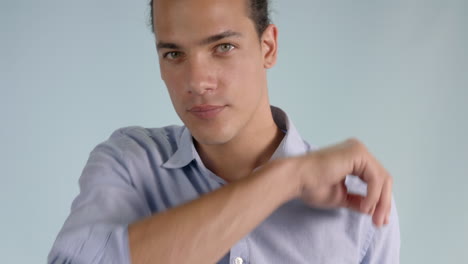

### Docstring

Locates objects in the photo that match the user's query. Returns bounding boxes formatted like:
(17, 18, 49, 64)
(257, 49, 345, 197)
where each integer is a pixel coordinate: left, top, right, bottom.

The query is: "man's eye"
(164, 51, 182, 60)
(215, 43, 235, 53)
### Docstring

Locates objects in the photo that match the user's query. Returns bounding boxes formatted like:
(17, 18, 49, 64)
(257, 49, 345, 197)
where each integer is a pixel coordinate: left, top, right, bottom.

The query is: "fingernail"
(373, 217, 382, 228)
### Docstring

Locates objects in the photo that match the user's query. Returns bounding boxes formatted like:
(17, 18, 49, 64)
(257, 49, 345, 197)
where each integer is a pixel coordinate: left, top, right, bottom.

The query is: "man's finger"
(361, 170, 383, 215)
(373, 176, 393, 226)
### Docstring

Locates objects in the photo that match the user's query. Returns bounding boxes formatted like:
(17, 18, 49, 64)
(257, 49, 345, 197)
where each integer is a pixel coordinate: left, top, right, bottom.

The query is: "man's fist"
(294, 138, 393, 227)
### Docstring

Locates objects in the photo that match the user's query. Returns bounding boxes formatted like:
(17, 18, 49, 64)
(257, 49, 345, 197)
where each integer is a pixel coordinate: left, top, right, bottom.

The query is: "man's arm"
(129, 138, 393, 264)
(129, 159, 299, 264)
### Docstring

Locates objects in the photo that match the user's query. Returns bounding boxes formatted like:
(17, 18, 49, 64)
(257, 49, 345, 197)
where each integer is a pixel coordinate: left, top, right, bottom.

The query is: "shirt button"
(234, 257, 244, 264)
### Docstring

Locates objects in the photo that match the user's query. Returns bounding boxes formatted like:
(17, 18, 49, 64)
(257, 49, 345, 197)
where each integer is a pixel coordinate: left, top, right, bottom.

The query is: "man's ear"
(261, 24, 278, 69)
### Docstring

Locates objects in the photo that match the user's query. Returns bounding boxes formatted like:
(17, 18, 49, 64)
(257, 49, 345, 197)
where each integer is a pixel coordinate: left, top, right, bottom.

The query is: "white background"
(1, 0, 467, 262)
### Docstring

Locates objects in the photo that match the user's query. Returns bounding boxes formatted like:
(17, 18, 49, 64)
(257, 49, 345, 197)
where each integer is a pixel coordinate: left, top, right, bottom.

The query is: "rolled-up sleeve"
(48, 128, 151, 264)
(360, 197, 401, 264)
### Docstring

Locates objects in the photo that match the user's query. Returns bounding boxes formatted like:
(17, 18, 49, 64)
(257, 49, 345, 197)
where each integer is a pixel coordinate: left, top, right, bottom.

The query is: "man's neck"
(195, 109, 284, 183)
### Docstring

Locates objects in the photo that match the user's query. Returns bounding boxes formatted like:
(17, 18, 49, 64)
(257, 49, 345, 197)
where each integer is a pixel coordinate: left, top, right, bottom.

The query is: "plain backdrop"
(1, 0, 467, 263)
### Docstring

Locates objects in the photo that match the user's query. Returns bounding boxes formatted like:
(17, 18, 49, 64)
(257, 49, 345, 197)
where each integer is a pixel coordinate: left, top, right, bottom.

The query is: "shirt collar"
(269, 106, 311, 160)
(161, 105, 311, 169)
(161, 126, 197, 169)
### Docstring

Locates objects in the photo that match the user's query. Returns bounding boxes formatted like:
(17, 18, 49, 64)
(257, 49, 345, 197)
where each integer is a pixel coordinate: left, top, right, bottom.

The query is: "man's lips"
(187, 105, 225, 119)
(188, 105, 224, 112)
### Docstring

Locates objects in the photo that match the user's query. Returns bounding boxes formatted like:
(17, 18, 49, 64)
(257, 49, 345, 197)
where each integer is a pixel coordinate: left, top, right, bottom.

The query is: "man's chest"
(230, 200, 366, 264)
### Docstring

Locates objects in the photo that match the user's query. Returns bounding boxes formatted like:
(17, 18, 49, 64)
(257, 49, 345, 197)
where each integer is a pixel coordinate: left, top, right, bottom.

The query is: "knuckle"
(387, 175, 393, 185)
(347, 138, 367, 154)
(346, 137, 361, 147)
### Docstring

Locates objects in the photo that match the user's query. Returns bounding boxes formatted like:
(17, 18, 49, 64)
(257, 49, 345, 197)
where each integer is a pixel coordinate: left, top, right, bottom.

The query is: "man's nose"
(185, 56, 217, 95)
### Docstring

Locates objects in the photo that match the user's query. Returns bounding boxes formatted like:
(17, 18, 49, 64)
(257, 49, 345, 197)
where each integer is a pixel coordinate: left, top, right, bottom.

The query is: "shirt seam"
(115, 128, 153, 217)
(359, 225, 376, 262)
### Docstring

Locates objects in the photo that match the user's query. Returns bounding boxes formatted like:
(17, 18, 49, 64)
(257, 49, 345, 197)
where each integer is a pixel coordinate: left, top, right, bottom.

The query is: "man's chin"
(192, 134, 232, 146)
(183, 116, 238, 146)
(190, 128, 235, 146)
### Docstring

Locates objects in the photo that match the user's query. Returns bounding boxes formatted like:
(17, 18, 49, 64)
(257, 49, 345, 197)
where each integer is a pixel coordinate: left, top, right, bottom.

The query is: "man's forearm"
(128, 159, 299, 264)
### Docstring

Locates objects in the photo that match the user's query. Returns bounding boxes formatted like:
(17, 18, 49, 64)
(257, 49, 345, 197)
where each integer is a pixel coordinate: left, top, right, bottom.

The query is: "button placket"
(230, 236, 249, 264)
(234, 256, 243, 264)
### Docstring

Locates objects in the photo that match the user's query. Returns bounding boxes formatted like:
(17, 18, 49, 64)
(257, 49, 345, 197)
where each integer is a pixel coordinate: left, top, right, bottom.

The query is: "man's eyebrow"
(198, 30, 243, 45)
(156, 42, 181, 51)
(156, 30, 243, 51)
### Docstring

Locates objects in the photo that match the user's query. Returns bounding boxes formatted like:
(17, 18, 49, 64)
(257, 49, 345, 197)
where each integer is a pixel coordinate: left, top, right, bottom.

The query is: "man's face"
(153, 0, 277, 145)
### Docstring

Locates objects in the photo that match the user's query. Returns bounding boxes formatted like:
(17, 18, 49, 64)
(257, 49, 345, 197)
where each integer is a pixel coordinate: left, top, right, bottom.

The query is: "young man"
(49, 0, 400, 263)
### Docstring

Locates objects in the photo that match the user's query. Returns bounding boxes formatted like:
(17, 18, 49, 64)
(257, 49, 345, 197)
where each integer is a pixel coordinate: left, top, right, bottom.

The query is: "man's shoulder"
(95, 125, 186, 160)
(109, 125, 184, 142)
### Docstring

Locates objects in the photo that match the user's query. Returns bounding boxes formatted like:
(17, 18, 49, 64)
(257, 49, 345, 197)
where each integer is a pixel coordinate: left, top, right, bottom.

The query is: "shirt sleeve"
(360, 196, 401, 264)
(48, 128, 151, 264)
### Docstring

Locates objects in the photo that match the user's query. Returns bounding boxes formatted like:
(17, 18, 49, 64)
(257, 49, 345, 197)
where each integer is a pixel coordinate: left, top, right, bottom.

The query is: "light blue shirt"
(49, 106, 400, 264)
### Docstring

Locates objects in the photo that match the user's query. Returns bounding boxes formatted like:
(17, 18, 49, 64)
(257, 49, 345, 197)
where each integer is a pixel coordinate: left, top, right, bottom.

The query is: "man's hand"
(294, 138, 393, 227)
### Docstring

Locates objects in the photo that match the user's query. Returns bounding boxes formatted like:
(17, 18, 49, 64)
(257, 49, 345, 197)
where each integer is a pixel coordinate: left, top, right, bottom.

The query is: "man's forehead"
(152, 0, 253, 44)
(153, 0, 248, 17)
(153, 0, 247, 9)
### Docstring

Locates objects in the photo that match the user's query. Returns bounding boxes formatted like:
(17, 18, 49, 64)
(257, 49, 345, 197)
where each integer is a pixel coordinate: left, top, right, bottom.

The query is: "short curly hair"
(149, 0, 271, 38)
